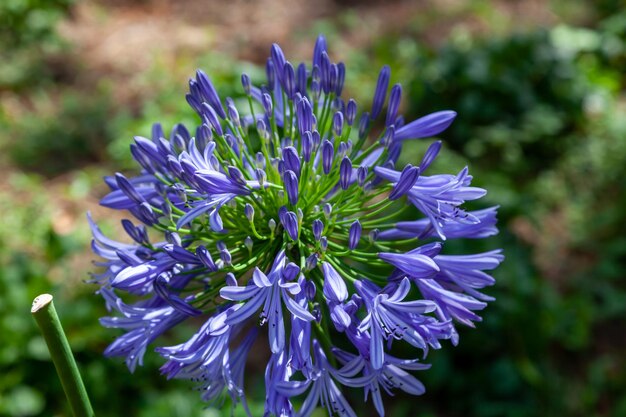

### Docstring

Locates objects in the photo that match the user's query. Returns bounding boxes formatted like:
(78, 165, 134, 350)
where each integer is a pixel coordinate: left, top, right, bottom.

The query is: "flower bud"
(312, 219, 324, 241)
(333, 111, 344, 137)
(358, 112, 370, 140)
(283, 62, 296, 99)
(380, 125, 395, 146)
(320, 52, 330, 94)
(357, 166, 368, 186)
(227, 98, 241, 127)
(196, 245, 217, 271)
(225, 272, 237, 286)
(256, 152, 265, 168)
(244, 236, 253, 253)
(257, 119, 269, 141)
(220, 249, 232, 265)
(255, 168, 266, 186)
(419, 140, 442, 172)
(245, 204, 255, 221)
(336, 62, 346, 96)
(282, 146, 301, 176)
(311, 80, 321, 101)
(339, 157, 352, 190)
(196, 124, 212, 148)
(296, 62, 307, 95)
(171, 134, 186, 153)
(348, 220, 362, 250)
(283, 262, 300, 281)
(241, 73, 251, 95)
(389, 164, 419, 201)
(305, 254, 318, 271)
(283, 170, 299, 205)
(279, 209, 299, 241)
(329, 63, 338, 94)
(312, 130, 321, 148)
(266, 58, 275, 90)
(322, 140, 334, 175)
(322, 203, 332, 218)
(271, 44, 286, 83)
(302, 131, 313, 162)
(346, 99, 357, 126)
(139, 202, 158, 225)
(115, 173, 145, 204)
(165, 231, 182, 246)
(371, 65, 390, 119)
(262, 93, 273, 118)
(386, 84, 402, 127)
(228, 166, 246, 186)
(369, 229, 379, 243)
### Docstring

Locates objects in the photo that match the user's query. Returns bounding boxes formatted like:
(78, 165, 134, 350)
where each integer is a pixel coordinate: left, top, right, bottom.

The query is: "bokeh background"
(1, 0, 625, 416)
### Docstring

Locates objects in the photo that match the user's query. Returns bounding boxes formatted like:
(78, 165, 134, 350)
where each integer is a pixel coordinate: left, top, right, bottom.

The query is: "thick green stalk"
(31, 294, 94, 417)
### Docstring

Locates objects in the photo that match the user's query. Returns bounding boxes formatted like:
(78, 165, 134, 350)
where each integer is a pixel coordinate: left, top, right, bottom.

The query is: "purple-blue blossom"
(89, 35, 502, 416)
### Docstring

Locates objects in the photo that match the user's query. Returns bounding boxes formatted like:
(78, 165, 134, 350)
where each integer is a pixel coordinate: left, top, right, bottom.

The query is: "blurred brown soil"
(57, 0, 557, 104)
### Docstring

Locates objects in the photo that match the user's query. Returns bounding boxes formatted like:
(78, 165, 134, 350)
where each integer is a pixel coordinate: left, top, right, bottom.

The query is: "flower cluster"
(89, 36, 503, 416)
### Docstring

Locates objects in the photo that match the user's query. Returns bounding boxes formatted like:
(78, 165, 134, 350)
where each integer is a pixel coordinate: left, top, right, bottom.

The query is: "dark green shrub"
(0, 0, 74, 89)
(408, 30, 588, 182)
(5, 90, 117, 177)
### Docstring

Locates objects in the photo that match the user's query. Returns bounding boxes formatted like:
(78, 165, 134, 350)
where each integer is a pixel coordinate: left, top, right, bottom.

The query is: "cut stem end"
(31, 293, 53, 313)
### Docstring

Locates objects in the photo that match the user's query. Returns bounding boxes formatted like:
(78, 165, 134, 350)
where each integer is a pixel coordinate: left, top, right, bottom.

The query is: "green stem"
(31, 294, 94, 417)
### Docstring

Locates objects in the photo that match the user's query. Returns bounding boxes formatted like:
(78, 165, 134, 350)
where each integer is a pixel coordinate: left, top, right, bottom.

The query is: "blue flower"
(157, 309, 257, 413)
(220, 250, 314, 353)
(89, 34, 502, 415)
(374, 165, 487, 240)
(264, 351, 296, 417)
(99, 287, 187, 372)
(288, 285, 314, 376)
(275, 340, 371, 417)
(333, 347, 430, 417)
(378, 206, 500, 240)
(355, 278, 438, 368)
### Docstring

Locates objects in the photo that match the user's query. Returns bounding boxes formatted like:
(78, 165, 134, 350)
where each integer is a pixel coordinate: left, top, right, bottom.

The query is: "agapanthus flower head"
(89, 35, 503, 416)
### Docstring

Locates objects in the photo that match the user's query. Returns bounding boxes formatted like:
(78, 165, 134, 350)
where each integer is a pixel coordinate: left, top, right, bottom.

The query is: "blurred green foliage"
(4, 90, 118, 177)
(0, 1, 625, 417)
(409, 30, 587, 184)
(395, 13, 626, 417)
(0, 0, 71, 48)
(0, 0, 73, 88)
